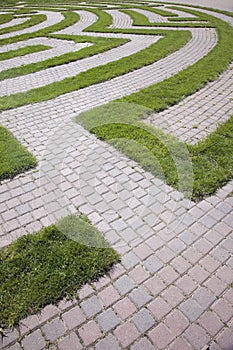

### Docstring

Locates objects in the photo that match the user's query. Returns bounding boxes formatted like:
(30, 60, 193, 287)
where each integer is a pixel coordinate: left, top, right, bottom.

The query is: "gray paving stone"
(143, 255, 164, 273)
(129, 286, 152, 308)
(179, 299, 204, 322)
(96, 308, 120, 332)
(22, 329, 46, 350)
(131, 308, 155, 333)
(80, 295, 103, 318)
(114, 275, 135, 295)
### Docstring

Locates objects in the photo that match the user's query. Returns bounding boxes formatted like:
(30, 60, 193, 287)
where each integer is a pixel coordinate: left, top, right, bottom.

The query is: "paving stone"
(58, 332, 82, 350)
(143, 255, 163, 273)
(168, 337, 192, 350)
(78, 320, 102, 346)
(114, 321, 139, 348)
(129, 286, 152, 308)
(96, 308, 120, 332)
(130, 337, 155, 350)
(132, 308, 155, 333)
(80, 295, 103, 318)
(179, 299, 204, 322)
(193, 287, 216, 308)
(98, 285, 120, 307)
(22, 329, 46, 350)
(148, 296, 171, 320)
(211, 298, 233, 322)
(114, 275, 135, 295)
(184, 324, 210, 350)
(62, 306, 85, 330)
(95, 334, 120, 350)
(113, 297, 137, 320)
(216, 328, 233, 350)
(148, 323, 174, 349)
(199, 311, 223, 336)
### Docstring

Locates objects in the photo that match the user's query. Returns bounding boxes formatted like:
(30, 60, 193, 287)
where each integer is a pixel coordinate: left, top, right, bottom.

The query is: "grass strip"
(0, 44, 50, 61)
(0, 14, 47, 35)
(0, 126, 37, 181)
(0, 14, 14, 25)
(0, 214, 120, 329)
(77, 103, 233, 201)
(0, 35, 127, 81)
(0, 30, 190, 111)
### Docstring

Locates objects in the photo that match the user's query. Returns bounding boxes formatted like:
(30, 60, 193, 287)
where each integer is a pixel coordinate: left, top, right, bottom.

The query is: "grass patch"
(0, 126, 37, 181)
(0, 14, 14, 25)
(0, 14, 47, 35)
(0, 214, 120, 329)
(77, 103, 233, 201)
(0, 44, 50, 61)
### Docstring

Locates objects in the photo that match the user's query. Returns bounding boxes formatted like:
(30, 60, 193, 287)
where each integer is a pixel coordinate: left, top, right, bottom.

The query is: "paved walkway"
(0, 2, 232, 350)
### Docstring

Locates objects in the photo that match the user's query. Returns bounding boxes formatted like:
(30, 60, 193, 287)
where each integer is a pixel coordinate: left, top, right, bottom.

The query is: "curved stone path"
(0, 2, 232, 350)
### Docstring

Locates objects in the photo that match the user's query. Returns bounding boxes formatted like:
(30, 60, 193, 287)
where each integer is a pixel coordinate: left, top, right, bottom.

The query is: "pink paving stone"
(58, 332, 82, 350)
(224, 288, 233, 304)
(204, 275, 227, 296)
(171, 256, 191, 274)
(108, 264, 125, 280)
(144, 275, 166, 296)
(22, 329, 46, 350)
(216, 265, 233, 284)
(162, 285, 185, 307)
(214, 222, 232, 235)
(211, 298, 233, 322)
(200, 255, 220, 273)
(129, 265, 150, 284)
(148, 297, 171, 320)
(164, 310, 189, 336)
(158, 266, 179, 285)
(216, 328, 233, 350)
(182, 247, 202, 264)
(175, 275, 197, 296)
(184, 324, 210, 350)
(148, 323, 174, 349)
(62, 305, 86, 330)
(58, 298, 77, 312)
(19, 315, 40, 336)
(114, 321, 139, 348)
(188, 265, 209, 284)
(38, 304, 59, 324)
(194, 238, 212, 254)
(133, 243, 153, 260)
(98, 285, 120, 307)
(92, 275, 111, 290)
(113, 297, 137, 320)
(199, 311, 223, 336)
(78, 320, 102, 346)
(156, 246, 175, 263)
(77, 284, 94, 300)
(168, 337, 192, 350)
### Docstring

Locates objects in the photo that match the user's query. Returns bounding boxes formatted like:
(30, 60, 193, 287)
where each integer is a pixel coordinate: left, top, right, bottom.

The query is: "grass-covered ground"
(0, 214, 120, 329)
(0, 126, 37, 181)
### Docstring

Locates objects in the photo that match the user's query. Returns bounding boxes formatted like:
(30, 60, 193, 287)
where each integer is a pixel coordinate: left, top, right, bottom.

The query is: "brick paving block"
(205, 230, 222, 245)
(113, 297, 137, 320)
(95, 334, 120, 350)
(224, 288, 233, 304)
(132, 308, 155, 333)
(108, 264, 125, 281)
(162, 285, 185, 307)
(204, 275, 227, 296)
(194, 238, 212, 254)
(216, 265, 233, 284)
(98, 285, 120, 307)
(188, 265, 209, 284)
(22, 329, 46, 350)
(78, 320, 102, 346)
(114, 321, 139, 348)
(144, 275, 166, 296)
(167, 238, 186, 254)
(182, 246, 202, 264)
(171, 256, 191, 274)
(129, 286, 152, 308)
(8, 343, 22, 350)
(158, 266, 179, 285)
(199, 311, 223, 336)
(211, 246, 230, 263)
(164, 310, 189, 336)
(211, 298, 233, 322)
(176, 275, 197, 296)
(148, 323, 174, 349)
(19, 314, 40, 336)
(93, 275, 111, 290)
(216, 328, 233, 350)
(114, 275, 135, 295)
(143, 255, 163, 273)
(146, 235, 164, 251)
(62, 305, 85, 330)
(168, 337, 192, 350)
(96, 308, 120, 332)
(133, 242, 153, 260)
(38, 304, 60, 324)
(129, 264, 150, 284)
(193, 287, 216, 308)
(58, 332, 82, 350)
(148, 297, 171, 320)
(121, 251, 140, 269)
(131, 337, 155, 350)
(0, 328, 19, 349)
(156, 246, 175, 263)
(184, 324, 210, 350)
(179, 299, 203, 322)
(42, 318, 67, 342)
(80, 295, 103, 318)
(58, 298, 76, 312)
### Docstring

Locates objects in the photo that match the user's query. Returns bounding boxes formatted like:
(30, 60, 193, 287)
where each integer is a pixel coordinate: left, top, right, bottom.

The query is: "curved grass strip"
(0, 11, 79, 46)
(0, 14, 14, 25)
(167, 4, 233, 18)
(0, 35, 127, 81)
(0, 126, 37, 181)
(0, 214, 120, 329)
(0, 44, 50, 61)
(122, 8, 210, 27)
(77, 104, 233, 201)
(0, 30, 190, 111)
(0, 14, 47, 36)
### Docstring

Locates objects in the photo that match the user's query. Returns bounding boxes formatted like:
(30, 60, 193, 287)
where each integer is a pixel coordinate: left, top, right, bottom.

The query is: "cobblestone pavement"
(0, 1, 232, 350)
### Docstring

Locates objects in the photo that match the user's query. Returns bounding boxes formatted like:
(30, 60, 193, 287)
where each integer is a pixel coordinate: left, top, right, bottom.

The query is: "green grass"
(0, 214, 120, 329)
(0, 35, 128, 81)
(0, 44, 50, 61)
(77, 103, 233, 201)
(0, 13, 14, 25)
(0, 126, 37, 181)
(0, 14, 47, 35)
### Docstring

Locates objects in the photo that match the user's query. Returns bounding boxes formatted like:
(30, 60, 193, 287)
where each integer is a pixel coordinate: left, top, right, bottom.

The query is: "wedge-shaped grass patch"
(0, 126, 37, 181)
(0, 214, 120, 329)
(77, 103, 233, 201)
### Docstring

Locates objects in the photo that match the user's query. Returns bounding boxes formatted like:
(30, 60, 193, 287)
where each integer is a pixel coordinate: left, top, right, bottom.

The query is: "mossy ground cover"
(0, 214, 120, 329)
(0, 126, 37, 181)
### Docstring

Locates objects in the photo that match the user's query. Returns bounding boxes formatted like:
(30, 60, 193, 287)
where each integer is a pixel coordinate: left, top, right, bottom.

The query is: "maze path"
(132, 8, 169, 22)
(0, 2, 232, 350)
(0, 16, 29, 30)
